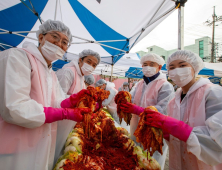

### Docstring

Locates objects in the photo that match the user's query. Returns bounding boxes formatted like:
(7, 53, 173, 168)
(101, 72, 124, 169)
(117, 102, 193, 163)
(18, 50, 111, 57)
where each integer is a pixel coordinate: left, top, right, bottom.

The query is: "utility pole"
(178, 5, 184, 50)
(211, 6, 216, 63)
(204, 6, 222, 63)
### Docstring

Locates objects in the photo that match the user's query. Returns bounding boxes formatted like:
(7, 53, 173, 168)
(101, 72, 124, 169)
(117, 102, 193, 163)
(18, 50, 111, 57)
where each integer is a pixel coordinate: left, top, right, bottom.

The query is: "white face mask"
(142, 66, 157, 77)
(169, 67, 193, 87)
(81, 62, 95, 75)
(41, 40, 65, 62)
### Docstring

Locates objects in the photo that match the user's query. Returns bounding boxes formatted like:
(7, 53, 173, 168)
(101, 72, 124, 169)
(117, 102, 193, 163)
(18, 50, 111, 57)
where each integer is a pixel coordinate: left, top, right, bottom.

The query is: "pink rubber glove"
(94, 103, 101, 112)
(61, 89, 90, 108)
(163, 131, 170, 141)
(145, 109, 193, 142)
(44, 107, 91, 123)
(120, 102, 144, 115)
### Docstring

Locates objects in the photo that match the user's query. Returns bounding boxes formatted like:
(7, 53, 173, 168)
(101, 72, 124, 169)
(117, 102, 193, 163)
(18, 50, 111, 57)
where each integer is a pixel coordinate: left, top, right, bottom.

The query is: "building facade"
(137, 36, 211, 62)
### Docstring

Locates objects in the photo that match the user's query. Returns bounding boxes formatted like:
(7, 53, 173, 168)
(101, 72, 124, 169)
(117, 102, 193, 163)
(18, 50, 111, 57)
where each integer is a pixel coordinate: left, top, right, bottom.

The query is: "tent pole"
(95, 42, 127, 52)
(54, 0, 59, 20)
(0, 28, 38, 41)
(0, 31, 37, 34)
(0, 43, 13, 48)
(178, 5, 184, 50)
(130, 6, 175, 39)
(111, 64, 114, 82)
(0, 44, 6, 50)
(110, 56, 114, 82)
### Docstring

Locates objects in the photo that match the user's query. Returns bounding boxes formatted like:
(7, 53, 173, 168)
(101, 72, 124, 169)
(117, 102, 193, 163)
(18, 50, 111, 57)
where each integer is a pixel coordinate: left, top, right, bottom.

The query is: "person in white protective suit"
(0, 20, 91, 170)
(144, 50, 222, 170)
(84, 74, 95, 87)
(130, 81, 138, 92)
(120, 53, 175, 170)
(118, 82, 129, 92)
(95, 79, 120, 123)
(56, 49, 100, 95)
(54, 47, 100, 166)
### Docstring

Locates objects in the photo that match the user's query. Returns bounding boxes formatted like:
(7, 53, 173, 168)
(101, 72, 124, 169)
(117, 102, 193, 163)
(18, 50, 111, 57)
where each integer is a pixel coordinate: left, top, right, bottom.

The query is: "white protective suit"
(102, 84, 119, 124)
(168, 77, 222, 170)
(54, 60, 86, 165)
(130, 72, 175, 170)
(56, 59, 85, 95)
(0, 42, 66, 170)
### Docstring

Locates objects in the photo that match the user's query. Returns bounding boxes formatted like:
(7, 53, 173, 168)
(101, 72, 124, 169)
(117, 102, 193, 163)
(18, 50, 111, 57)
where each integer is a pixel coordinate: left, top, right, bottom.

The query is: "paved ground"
(164, 150, 169, 170)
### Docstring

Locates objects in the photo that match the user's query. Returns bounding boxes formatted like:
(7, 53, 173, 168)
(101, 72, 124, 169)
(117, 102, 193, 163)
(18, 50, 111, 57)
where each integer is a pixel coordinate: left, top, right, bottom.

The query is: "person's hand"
(144, 109, 193, 142)
(44, 107, 91, 123)
(70, 89, 91, 106)
(120, 102, 144, 115)
(67, 108, 91, 122)
(94, 102, 101, 112)
(61, 89, 91, 108)
(145, 109, 167, 128)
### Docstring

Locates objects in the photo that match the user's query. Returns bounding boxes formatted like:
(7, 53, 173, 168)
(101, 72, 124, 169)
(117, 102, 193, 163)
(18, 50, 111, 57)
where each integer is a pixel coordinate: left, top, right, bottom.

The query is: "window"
(199, 41, 204, 58)
(150, 48, 153, 51)
(161, 56, 165, 60)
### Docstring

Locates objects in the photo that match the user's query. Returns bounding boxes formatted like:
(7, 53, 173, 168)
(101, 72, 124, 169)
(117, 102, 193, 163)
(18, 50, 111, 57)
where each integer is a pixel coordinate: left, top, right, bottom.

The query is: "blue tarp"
(208, 77, 221, 85)
(125, 67, 143, 79)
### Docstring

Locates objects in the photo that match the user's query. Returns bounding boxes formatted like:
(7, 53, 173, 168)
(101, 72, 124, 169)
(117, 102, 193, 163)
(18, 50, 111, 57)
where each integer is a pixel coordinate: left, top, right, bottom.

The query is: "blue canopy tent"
(0, 0, 177, 66)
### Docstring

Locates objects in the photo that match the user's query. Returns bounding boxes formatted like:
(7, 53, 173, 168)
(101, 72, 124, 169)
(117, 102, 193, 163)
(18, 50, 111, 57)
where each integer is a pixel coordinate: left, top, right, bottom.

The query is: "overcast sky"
(131, 0, 222, 55)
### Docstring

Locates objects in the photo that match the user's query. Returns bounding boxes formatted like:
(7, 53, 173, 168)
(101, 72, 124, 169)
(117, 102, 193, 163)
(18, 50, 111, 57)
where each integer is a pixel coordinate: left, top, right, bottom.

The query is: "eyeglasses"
(47, 32, 70, 48)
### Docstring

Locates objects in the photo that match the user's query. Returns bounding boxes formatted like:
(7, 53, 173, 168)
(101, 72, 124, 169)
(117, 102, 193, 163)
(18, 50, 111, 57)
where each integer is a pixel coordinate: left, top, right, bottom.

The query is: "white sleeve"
(186, 86, 222, 166)
(53, 76, 67, 108)
(102, 88, 116, 106)
(3, 49, 45, 128)
(154, 82, 175, 115)
(130, 83, 139, 103)
(56, 68, 74, 94)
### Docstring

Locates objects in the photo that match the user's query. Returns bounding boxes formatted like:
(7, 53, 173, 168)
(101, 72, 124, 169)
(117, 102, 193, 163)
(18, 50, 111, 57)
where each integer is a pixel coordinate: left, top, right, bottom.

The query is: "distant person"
(130, 81, 138, 92)
(84, 74, 95, 87)
(120, 53, 175, 169)
(95, 79, 119, 123)
(56, 49, 100, 95)
(118, 82, 129, 92)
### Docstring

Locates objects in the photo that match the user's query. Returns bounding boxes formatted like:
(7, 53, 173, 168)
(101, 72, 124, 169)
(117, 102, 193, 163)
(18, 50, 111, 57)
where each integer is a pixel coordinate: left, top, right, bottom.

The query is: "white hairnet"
(79, 49, 101, 64)
(95, 79, 106, 87)
(123, 82, 129, 86)
(84, 75, 95, 85)
(140, 53, 165, 66)
(36, 19, 72, 43)
(166, 50, 204, 76)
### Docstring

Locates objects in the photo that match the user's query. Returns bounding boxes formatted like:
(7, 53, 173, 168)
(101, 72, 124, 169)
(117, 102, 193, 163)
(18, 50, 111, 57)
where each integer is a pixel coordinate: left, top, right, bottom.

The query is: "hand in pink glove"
(44, 107, 91, 123)
(94, 103, 101, 112)
(163, 131, 170, 141)
(120, 102, 144, 115)
(61, 89, 90, 108)
(145, 109, 193, 142)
